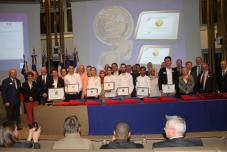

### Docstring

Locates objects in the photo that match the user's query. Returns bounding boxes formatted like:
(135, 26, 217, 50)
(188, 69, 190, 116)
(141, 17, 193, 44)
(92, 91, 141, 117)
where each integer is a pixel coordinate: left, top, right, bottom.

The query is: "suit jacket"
(1, 77, 21, 105)
(173, 67, 183, 76)
(196, 71, 217, 93)
(21, 81, 40, 102)
(178, 75, 195, 94)
(47, 77, 65, 88)
(100, 139, 144, 149)
(192, 65, 202, 77)
(153, 137, 203, 148)
(158, 67, 179, 91)
(37, 75, 51, 94)
(216, 70, 227, 92)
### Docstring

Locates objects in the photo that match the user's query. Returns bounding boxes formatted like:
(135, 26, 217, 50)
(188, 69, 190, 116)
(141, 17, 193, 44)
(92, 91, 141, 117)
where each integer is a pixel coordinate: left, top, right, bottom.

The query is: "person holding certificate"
(104, 66, 117, 97)
(136, 66, 151, 98)
(21, 72, 40, 128)
(86, 67, 101, 98)
(158, 56, 179, 96)
(48, 68, 65, 89)
(116, 64, 134, 97)
(64, 65, 82, 100)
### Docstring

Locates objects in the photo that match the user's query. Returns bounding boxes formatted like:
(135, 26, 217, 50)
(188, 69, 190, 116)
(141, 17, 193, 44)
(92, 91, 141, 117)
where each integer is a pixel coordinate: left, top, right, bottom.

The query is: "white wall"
(0, 3, 41, 82)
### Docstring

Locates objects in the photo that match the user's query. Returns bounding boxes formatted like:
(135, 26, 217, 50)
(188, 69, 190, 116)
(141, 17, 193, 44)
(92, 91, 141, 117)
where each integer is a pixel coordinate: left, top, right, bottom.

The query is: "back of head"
(165, 115, 186, 137)
(0, 121, 17, 147)
(64, 115, 80, 135)
(115, 122, 130, 140)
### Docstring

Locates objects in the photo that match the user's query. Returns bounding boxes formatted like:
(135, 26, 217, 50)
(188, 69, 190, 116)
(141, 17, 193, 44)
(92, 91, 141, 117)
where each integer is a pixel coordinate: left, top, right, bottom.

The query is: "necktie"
(197, 66, 201, 76)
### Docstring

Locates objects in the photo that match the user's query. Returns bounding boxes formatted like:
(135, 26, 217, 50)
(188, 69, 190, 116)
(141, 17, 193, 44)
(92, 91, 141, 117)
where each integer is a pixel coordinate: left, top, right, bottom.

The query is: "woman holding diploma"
(86, 67, 101, 98)
(104, 67, 117, 98)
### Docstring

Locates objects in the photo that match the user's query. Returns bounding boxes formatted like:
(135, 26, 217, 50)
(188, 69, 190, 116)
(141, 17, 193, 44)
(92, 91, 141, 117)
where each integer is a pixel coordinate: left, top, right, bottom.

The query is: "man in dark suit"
(217, 60, 227, 92)
(196, 63, 217, 93)
(153, 116, 203, 148)
(185, 61, 198, 93)
(173, 59, 183, 76)
(37, 66, 51, 104)
(158, 56, 179, 96)
(1, 68, 21, 127)
(192, 56, 203, 77)
(100, 122, 143, 149)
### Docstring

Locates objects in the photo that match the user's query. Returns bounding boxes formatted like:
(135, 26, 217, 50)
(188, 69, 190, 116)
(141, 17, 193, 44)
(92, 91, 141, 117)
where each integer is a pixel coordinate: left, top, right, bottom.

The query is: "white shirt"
(64, 73, 82, 93)
(117, 73, 134, 95)
(87, 76, 101, 95)
(150, 76, 161, 97)
(42, 75, 47, 84)
(136, 75, 151, 97)
(104, 75, 117, 97)
(53, 79, 58, 88)
(166, 68, 173, 84)
(113, 71, 119, 76)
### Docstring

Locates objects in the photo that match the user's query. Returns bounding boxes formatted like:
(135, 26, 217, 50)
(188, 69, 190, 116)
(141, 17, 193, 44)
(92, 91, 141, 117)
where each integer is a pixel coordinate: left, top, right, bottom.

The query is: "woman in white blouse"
(150, 68, 161, 97)
(104, 66, 117, 98)
(86, 67, 101, 98)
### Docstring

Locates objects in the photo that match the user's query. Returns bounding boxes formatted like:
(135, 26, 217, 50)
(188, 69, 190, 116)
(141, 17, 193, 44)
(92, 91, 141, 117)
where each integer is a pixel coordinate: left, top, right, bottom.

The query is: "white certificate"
(117, 87, 129, 96)
(137, 87, 149, 96)
(162, 84, 175, 93)
(86, 88, 98, 97)
(104, 82, 115, 91)
(48, 88, 65, 101)
(65, 84, 79, 93)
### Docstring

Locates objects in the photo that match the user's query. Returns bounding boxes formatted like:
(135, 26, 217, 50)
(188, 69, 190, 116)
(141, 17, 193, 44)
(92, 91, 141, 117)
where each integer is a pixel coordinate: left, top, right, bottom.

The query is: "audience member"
(217, 60, 227, 92)
(104, 66, 117, 97)
(1, 68, 22, 128)
(37, 66, 51, 105)
(53, 115, 93, 149)
(153, 116, 203, 148)
(158, 56, 179, 96)
(0, 121, 41, 149)
(197, 63, 217, 93)
(100, 122, 143, 149)
(178, 67, 195, 96)
(64, 65, 82, 100)
(136, 66, 151, 98)
(21, 72, 40, 127)
(192, 57, 203, 77)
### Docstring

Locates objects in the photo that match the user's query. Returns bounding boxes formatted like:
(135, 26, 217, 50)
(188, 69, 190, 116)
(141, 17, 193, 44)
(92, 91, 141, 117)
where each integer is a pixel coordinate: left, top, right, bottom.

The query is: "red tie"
(200, 73, 205, 85)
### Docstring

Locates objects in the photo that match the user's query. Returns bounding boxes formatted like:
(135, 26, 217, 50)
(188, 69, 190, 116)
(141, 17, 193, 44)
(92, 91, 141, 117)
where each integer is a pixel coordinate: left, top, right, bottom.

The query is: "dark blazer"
(153, 137, 203, 148)
(216, 70, 227, 92)
(158, 67, 179, 91)
(100, 140, 143, 149)
(47, 77, 65, 88)
(196, 71, 217, 93)
(21, 81, 40, 102)
(173, 67, 183, 76)
(1, 77, 21, 105)
(37, 75, 51, 94)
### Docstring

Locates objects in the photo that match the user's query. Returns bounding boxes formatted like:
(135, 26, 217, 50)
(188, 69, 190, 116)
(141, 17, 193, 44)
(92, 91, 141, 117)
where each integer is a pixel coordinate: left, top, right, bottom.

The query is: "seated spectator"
(153, 116, 203, 148)
(100, 122, 143, 149)
(53, 115, 93, 149)
(0, 121, 41, 149)
(178, 67, 195, 95)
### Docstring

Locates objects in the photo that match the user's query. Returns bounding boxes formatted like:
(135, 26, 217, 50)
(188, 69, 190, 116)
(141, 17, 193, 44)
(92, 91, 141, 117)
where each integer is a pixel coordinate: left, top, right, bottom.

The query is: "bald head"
(8, 68, 17, 78)
(114, 122, 130, 140)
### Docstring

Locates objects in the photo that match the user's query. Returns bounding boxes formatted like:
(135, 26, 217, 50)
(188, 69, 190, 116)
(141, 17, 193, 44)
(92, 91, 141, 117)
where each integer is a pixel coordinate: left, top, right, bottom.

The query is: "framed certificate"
(65, 84, 79, 93)
(87, 88, 98, 97)
(104, 82, 115, 91)
(162, 84, 175, 93)
(117, 87, 129, 96)
(48, 88, 65, 101)
(137, 87, 149, 96)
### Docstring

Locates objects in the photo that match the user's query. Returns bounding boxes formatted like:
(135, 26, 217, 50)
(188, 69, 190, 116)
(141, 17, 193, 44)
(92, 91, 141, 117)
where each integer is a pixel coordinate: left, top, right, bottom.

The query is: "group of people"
(53, 115, 203, 149)
(1, 55, 227, 130)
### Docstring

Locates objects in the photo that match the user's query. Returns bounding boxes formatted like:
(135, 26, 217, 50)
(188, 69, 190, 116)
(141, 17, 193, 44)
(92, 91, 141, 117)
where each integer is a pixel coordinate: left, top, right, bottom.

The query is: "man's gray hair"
(64, 115, 80, 134)
(165, 115, 186, 134)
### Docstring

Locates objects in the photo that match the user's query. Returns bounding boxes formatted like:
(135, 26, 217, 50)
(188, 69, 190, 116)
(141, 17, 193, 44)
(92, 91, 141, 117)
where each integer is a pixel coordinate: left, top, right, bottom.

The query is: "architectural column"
(58, 0, 65, 53)
(45, 0, 52, 71)
(206, 0, 216, 72)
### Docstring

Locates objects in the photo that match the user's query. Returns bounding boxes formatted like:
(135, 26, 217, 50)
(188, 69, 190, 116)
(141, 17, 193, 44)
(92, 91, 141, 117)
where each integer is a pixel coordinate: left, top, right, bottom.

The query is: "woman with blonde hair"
(86, 67, 101, 98)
